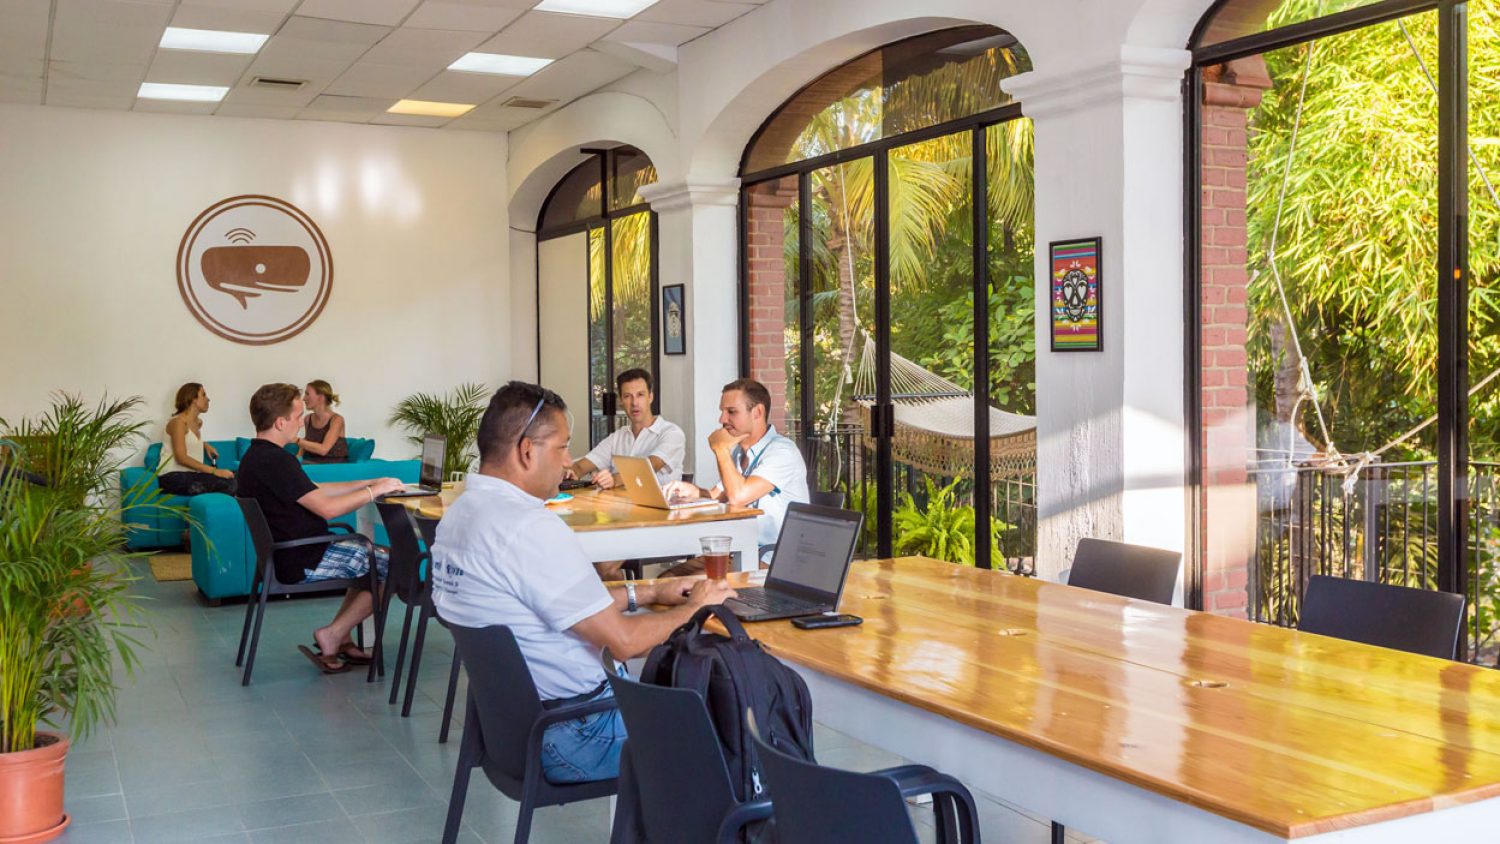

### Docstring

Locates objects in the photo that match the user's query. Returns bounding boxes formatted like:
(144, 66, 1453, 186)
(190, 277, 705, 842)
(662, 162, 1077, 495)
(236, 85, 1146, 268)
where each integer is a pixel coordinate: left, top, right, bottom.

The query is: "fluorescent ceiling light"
(449, 52, 553, 76)
(534, 0, 659, 19)
(159, 26, 268, 54)
(388, 99, 476, 118)
(137, 82, 229, 102)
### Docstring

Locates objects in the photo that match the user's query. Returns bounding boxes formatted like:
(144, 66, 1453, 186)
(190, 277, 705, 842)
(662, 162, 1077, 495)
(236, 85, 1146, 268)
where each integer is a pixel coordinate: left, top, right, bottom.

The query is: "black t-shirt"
(236, 439, 328, 583)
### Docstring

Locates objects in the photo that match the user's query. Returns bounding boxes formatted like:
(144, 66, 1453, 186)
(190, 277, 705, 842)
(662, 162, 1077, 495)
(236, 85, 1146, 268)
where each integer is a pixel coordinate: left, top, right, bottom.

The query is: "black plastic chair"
(375, 502, 440, 716)
(1065, 537, 1181, 605)
(1299, 574, 1465, 659)
(234, 498, 384, 686)
(746, 711, 980, 844)
(442, 624, 619, 844)
(415, 515, 465, 746)
(600, 648, 771, 844)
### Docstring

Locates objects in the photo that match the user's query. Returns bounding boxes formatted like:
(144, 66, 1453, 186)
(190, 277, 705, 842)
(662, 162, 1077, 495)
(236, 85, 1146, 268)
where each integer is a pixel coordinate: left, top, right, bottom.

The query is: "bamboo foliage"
(388, 383, 488, 478)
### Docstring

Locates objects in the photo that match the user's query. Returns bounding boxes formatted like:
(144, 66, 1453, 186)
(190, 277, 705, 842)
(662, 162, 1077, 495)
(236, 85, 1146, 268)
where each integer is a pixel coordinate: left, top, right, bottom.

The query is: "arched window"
(537, 147, 658, 446)
(1188, 0, 1496, 647)
(740, 26, 1035, 569)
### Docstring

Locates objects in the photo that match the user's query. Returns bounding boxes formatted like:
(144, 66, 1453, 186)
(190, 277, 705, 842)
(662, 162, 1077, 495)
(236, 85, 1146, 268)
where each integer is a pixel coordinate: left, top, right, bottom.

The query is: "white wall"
(0, 103, 511, 460)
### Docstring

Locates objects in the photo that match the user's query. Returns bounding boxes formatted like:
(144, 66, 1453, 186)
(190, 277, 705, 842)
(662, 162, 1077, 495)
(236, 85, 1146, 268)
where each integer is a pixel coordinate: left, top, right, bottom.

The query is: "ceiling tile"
(47, 58, 148, 86)
(51, 0, 174, 65)
(45, 76, 139, 108)
(134, 97, 218, 114)
(478, 11, 620, 60)
(276, 16, 391, 46)
(146, 49, 255, 87)
(448, 102, 550, 131)
(168, 5, 288, 34)
(215, 102, 303, 118)
(371, 111, 449, 127)
(220, 79, 326, 107)
(179, 0, 300, 13)
(0, 76, 44, 105)
(302, 92, 392, 114)
(602, 19, 708, 47)
(636, 0, 755, 28)
(359, 27, 488, 67)
(296, 0, 422, 27)
(325, 61, 437, 98)
(408, 69, 522, 104)
(0, 1, 51, 68)
(504, 48, 633, 102)
(403, 1, 528, 33)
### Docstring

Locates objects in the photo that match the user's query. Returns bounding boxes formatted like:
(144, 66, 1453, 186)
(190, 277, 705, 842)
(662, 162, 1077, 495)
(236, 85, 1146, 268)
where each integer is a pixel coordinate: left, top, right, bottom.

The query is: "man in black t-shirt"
(237, 383, 406, 674)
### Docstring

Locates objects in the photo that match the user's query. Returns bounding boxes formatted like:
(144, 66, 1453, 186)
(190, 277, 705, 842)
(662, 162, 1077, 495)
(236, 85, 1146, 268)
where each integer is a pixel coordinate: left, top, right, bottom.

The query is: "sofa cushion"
(346, 437, 375, 462)
(144, 443, 162, 470)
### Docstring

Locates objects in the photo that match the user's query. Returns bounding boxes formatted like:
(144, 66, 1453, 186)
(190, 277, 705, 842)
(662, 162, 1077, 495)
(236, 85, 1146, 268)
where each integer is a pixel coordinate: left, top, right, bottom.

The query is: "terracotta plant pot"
(0, 731, 71, 844)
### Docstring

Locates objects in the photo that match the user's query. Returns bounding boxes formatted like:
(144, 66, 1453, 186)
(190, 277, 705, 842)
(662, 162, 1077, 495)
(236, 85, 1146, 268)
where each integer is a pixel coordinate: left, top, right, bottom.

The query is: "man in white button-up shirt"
(565, 368, 685, 489)
(431, 381, 734, 784)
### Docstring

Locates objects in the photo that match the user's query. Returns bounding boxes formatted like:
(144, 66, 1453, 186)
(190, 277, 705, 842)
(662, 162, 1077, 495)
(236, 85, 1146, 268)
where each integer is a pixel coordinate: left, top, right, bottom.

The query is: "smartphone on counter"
(791, 613, 863, 630)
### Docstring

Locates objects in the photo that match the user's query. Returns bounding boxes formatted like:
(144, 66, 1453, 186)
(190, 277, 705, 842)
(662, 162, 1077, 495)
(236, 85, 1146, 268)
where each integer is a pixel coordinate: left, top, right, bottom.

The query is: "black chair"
(234, 498, 385, 686)
(1299, 574, 1465, 659)
(746, 711, 980, 844)
(442, 624, 619, 844)
(375, 502, 441, 716)
(1065, 537, 1181, 605)
(600, 648, 771, 844)
(413, 515, 464, 745)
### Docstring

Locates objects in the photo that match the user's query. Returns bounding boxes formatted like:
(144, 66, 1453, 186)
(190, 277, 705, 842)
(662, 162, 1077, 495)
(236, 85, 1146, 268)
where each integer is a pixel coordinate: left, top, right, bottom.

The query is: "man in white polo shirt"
(565, 368, 685, 489)
(431, 381, 734, 784)
(664, 378, 810, 566)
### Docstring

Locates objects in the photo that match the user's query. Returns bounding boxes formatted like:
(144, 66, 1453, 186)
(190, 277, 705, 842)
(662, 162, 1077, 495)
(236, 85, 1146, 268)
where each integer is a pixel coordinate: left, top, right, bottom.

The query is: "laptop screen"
(767, 506, 862, 598)
(419, 435, 446, 487)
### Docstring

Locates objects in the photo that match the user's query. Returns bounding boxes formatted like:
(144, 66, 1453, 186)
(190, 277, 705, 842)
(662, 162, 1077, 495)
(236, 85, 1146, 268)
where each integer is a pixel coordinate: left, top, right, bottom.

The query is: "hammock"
(852, 335, 1036, 481)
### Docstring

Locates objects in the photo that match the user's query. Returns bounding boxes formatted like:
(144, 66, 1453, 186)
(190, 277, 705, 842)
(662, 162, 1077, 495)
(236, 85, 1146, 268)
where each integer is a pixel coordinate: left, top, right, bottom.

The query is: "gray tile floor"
(59, 560, 1093, 843)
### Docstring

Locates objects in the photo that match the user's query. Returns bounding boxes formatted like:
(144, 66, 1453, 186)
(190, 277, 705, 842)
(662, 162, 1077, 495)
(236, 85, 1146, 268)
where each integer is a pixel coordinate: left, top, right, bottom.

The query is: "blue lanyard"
(737, 439, 779, 501)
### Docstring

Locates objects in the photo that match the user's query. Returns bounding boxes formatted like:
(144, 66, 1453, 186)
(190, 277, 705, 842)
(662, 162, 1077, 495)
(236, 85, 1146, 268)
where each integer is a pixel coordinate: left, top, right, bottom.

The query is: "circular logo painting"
(176, 195, 333, 345)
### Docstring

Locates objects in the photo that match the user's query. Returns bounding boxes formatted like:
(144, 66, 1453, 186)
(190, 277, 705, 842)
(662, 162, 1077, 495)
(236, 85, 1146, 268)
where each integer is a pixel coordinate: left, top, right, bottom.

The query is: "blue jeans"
(540, 683, 626, 784)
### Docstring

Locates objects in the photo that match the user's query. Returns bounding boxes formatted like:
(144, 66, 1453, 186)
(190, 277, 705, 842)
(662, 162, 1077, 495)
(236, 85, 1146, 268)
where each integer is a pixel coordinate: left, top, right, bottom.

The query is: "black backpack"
(639, 604, 815, 803)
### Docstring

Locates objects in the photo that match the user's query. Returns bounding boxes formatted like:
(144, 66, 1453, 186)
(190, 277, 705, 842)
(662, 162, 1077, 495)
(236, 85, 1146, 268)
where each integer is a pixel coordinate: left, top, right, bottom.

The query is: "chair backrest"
(809, 489, 846, 509)
(1067, 538, 1180, 605)
(601, 649, 739, 839)
(1299, 575, 1465, 660)
(414, 514, 438, 548)
(236, 497, 276, 580)
(375, 501, 425, 602)
(747, 714, 917, 844)
(447, 623, 545, 782)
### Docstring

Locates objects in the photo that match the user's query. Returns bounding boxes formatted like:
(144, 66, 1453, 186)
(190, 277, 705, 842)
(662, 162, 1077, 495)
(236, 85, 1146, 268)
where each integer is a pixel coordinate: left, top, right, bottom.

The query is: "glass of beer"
(700, 536, 732, 581)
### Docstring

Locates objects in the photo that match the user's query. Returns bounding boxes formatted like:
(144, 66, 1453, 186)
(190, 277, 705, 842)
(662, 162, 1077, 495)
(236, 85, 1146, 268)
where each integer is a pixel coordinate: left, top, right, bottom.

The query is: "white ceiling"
(0, 0, 764, 131)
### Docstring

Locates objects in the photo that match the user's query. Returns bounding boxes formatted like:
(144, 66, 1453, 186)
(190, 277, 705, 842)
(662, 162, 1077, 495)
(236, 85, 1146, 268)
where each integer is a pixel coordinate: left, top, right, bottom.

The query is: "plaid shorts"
(303, 539, 389, 583)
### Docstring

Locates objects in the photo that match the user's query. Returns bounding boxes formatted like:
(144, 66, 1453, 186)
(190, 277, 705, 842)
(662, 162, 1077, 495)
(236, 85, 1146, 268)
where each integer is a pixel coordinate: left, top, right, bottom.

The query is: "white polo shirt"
(581, 416, 685, 484)
(429, 473, 612, 700)
(728, 425, 810, 548)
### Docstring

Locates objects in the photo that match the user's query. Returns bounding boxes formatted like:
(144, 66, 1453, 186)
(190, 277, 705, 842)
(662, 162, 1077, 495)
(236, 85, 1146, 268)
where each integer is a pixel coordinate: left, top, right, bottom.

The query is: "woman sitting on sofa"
(297, 379, 349, 463)
(159, 382, 235, 496)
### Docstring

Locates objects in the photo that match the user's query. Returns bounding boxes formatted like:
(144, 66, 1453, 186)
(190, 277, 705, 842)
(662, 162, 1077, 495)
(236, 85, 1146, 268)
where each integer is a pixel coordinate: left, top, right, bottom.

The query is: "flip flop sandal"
(298, 644, 351, 674)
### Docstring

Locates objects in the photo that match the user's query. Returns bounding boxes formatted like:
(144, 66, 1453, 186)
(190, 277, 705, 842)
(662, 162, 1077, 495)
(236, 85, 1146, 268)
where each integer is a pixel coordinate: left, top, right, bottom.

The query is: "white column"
(1003, 46, 1192, 587)
(638, 178, 741, 486)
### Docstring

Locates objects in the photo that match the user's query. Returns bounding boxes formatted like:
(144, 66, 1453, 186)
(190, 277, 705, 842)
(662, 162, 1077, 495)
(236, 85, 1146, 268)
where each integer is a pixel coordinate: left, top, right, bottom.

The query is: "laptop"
(380, 434, 446, 498)
(724, 502, 864, 622)
(612, 455, 719, 510)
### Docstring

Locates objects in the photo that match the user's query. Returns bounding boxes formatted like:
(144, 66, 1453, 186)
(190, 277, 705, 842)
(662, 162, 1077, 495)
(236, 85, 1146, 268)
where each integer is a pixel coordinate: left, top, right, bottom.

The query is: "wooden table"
(373, 486, 763, 571)
(732, 557, 1500, 843)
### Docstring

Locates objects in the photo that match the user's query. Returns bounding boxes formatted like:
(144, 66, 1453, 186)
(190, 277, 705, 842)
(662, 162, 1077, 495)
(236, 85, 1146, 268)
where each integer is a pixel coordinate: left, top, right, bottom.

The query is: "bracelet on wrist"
(625, 582, 638, 613)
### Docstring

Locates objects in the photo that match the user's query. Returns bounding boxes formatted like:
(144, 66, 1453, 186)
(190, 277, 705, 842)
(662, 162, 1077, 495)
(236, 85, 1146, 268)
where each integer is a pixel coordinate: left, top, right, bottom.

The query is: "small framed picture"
(1049, 237, 1101, 352)
(662, 284, 686, 355)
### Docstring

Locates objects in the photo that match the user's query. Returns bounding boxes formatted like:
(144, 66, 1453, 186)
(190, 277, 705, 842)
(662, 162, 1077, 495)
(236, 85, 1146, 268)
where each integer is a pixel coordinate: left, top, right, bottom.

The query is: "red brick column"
(1200, 58, 1271, 618)
(745, 177, 798, 430)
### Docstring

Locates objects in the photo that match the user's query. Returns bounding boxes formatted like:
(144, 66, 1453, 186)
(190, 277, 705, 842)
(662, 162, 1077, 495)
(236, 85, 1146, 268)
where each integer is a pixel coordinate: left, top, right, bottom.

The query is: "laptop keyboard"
(731, 587, 817, 616)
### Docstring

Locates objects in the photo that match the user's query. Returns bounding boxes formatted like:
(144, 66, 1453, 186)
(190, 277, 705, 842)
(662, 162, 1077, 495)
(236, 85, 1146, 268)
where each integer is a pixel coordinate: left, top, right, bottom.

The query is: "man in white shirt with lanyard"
(431, 381, 735, 784)
(565, 368, 685, 489)
(664, 378, 811, 566)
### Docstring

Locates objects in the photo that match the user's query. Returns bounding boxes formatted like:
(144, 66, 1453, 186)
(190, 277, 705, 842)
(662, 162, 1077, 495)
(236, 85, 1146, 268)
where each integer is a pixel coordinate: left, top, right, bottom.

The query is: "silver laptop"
(724, 503, 864, 622)
(612, 455, 718, 510)
(381, 434, 446, 498)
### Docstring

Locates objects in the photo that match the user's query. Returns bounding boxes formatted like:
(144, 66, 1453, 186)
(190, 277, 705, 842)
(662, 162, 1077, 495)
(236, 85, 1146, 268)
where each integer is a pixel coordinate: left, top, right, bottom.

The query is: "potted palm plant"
(0, 395, 162, 843)
(389, 382, 488, 479)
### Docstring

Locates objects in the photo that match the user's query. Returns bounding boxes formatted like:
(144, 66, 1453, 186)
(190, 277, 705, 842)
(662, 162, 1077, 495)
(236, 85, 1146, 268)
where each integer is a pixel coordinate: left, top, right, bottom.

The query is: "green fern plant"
(388, 383, 488, 479)
(891, 476, 1008, 566)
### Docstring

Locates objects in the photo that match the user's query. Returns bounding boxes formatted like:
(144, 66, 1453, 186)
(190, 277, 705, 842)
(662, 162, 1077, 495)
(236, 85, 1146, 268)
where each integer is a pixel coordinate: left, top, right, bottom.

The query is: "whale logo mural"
(177, 196, 332, 345)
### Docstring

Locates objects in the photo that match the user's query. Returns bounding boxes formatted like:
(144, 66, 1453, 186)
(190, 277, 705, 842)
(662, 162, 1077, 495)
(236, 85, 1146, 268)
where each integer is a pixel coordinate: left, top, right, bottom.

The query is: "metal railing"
(1247, 460, 1500, 665)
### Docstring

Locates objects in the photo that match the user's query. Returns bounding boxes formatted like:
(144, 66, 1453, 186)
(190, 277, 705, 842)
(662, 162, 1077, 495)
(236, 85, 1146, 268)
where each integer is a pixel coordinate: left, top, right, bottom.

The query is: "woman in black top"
(297, 379, 349, 463)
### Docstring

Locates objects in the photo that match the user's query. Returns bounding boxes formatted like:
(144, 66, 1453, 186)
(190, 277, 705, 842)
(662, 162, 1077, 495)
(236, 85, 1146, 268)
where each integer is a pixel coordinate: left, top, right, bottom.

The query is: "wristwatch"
(625, 582, 638, 613)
